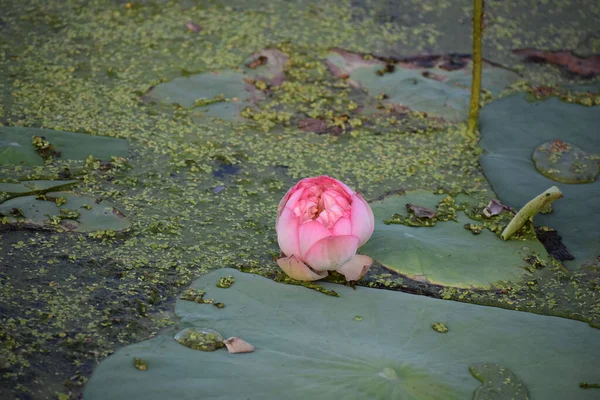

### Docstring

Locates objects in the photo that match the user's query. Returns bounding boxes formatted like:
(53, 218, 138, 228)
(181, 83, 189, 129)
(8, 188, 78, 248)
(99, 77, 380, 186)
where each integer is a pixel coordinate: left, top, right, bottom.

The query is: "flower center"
(294, 184, 352, 229)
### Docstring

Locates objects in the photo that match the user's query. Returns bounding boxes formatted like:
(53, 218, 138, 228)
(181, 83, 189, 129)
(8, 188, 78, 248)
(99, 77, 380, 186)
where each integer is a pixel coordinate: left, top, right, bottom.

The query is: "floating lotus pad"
(146, 70, 255, 120)
(326, 50, 519, 121)
(532, 140, 599, 184)
(145, 49, 288, 120)
(0, 179, 78, 202)
(360, 191, 547, 289)
(0, 126, 129, 166)
(84, 269, 600, 400)
(0, 192, 130, 232)
(479, 93, 600, 266)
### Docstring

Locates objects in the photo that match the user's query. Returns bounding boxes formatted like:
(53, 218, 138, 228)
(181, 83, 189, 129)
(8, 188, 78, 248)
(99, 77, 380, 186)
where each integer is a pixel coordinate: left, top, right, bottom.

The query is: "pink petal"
(350, 193, 375, 246)
(298, 220, 331, 258)
(277, 255, 328, 281)
(283, 187, 305, 213)
(327, 176, 354, 196)
(277, 186, 304, 219)
(303, 235, 360, 271)
(276, 207, 300, 257)
(334, 194, 350, 210)
(336, 255, 373, 281)
(332, 217, 352, 236)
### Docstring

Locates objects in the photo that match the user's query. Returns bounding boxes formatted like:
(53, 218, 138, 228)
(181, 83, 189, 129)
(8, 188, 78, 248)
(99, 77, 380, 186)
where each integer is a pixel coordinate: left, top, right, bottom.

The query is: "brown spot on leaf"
(245, 48, 289, 86)
(513, 49, 600, 78)
(111, 208, 126, 219)
(550, 140, 570, 152)
(421, 71, 446, 82)
(246, 55, 268, 69)
(375, 64, 395, 76)
(530, 85, 559, 98)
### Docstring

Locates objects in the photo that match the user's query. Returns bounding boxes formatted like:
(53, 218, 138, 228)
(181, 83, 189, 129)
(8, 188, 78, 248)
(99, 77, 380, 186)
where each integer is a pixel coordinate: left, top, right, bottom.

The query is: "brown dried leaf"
(223, 337, 255, 354)
(483, 199, 511, 218)
(298, 118, 328, 134)
(246, 55, 268, 69)
(513, 49, 600, 78)
(245, 49, 289, 86)
(185, 21, 202, 33)
(406, 203, 436, 219)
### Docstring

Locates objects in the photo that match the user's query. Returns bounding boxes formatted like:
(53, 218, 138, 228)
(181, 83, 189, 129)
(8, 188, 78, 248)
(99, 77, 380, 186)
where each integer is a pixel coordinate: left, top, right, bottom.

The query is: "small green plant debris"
(32, 135, 61, 163)
(174, 327, 225, 351)
(59, 209, 80, 219)
(353, 315, 363, 321)
(464, 223, 483, 234)
(193, 94, 226, 108)
(273, 273, 339, 297)
(431, 322, 449, 333)
(54, 196, 67, 206)
(180, 288, 211, 303)
(579, 382, 600, 389)
(385, 195, 457, 227)
(216, 275, 235, 288)
(133, 357, 148, 371)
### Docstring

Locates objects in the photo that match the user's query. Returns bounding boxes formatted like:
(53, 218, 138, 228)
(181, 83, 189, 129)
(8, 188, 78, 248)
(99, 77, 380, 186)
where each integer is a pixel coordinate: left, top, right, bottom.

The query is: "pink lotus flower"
(276, 176, 375, 281)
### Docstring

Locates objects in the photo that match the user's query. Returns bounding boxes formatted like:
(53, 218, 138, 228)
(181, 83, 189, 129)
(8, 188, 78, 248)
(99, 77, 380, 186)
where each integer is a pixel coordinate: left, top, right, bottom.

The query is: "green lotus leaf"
(145, 49, 287, 121)
(146, 70, 256, 120)
(479, 93, 600, 266)
(0, 126, 129, 166)
(360, 191, 547, 289)
(84, 269, 600, 400)
(0, 179, 78, 203)
(326, 50, 518, 121)
(0, 192, 130, 232)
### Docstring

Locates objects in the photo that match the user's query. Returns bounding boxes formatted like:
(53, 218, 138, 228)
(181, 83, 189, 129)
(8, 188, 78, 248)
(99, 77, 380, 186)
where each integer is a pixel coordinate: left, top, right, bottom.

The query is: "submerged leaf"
(326, 49, 518, 121)
(0, 126, 128, 166)
(0, 192, 130, 233)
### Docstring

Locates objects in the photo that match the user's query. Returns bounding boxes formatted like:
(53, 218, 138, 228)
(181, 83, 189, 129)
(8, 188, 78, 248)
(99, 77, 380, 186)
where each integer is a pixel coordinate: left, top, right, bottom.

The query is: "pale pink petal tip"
(350, 193, 375, 246)
(223, 337, 255, 354)
(277, 255, 328, 281)
(336, 254, 373, 281)
(303, 235, 360, 272)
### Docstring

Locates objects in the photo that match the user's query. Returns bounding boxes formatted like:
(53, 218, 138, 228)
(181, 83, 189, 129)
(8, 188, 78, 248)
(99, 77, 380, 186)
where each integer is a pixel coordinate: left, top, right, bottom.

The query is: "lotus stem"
(467, 0, 484, 136)
(501, 186, 563, 240)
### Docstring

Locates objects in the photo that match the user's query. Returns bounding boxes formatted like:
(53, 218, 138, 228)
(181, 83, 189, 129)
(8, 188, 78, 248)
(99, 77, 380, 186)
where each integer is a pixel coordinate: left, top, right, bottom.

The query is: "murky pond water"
(0, 0, 599, 398)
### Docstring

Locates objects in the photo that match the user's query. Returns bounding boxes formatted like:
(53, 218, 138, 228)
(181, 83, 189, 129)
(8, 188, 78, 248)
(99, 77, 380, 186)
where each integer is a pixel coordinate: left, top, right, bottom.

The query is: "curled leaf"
(501, 186, 563, 240)
(483, 199, 511, 218)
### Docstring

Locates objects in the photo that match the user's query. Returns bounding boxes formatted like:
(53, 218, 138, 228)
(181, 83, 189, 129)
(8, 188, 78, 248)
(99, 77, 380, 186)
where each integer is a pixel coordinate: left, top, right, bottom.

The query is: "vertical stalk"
(468, 0, 484, 135)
